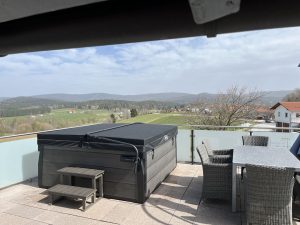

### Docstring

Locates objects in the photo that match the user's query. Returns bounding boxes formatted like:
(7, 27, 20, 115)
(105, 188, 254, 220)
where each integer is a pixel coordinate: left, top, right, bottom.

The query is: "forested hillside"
(0, 97, 65, 117)
(0, 97, 178, 117)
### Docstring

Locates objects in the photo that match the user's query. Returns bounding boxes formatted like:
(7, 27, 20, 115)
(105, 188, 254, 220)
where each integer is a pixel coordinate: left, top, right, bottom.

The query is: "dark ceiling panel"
(0, 0, 300, 55)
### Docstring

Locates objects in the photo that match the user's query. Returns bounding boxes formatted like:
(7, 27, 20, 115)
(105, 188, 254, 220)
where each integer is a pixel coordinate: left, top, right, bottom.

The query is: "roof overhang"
(0, 0, 107, 23)
(271, 102, 300, 111)
(0, 0, 300, 55)
(270, 103, 281, 110)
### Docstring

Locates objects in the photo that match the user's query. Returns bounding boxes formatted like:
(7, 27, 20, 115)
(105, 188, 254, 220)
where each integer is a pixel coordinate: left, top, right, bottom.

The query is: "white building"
(271, 102, 300, 131)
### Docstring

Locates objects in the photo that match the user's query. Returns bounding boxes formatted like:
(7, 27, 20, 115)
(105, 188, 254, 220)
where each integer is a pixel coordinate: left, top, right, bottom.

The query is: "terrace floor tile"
(0, 163, 243, 225)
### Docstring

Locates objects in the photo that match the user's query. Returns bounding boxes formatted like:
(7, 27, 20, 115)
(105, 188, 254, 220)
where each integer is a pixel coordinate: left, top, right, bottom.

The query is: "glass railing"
(0, 137, 38, 188)
(178, 128, 300, 163)
(0, 125, 299, 189)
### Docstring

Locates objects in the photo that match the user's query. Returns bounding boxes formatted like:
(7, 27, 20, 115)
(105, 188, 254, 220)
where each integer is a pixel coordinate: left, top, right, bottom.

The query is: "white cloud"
(0, 27, 300, 97)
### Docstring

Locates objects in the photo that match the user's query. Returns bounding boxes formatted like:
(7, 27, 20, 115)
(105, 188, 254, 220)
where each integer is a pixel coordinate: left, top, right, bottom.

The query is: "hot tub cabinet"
(38, 123, 177, 203)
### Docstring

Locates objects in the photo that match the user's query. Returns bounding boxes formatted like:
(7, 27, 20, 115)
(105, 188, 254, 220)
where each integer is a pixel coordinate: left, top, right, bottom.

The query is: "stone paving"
(0, 163, 241, 225)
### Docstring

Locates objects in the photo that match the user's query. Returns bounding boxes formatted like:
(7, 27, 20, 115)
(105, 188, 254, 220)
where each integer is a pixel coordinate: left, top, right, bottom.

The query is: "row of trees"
(284, 88, 300, 102)
(0, 106, 51, 117)
(0, 96, 175, 118)
(109, 108, 138, 124)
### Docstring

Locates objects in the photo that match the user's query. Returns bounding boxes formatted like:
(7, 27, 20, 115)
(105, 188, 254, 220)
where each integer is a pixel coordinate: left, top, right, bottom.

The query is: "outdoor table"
(232, 146, 300, 212)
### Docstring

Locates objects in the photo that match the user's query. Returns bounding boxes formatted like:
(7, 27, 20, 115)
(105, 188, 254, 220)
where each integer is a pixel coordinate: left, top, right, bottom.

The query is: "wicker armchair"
(293, 174, 300, 201)
(245, 164, 294, 225)
(196, 145, 232, 201)
(202, 139, 233, 156)
(241, 136, 269, 179)
(242, 136, 269, 146)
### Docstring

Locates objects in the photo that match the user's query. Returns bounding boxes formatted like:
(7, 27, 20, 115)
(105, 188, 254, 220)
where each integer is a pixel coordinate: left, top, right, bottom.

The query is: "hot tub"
(37, 123, 177, 203)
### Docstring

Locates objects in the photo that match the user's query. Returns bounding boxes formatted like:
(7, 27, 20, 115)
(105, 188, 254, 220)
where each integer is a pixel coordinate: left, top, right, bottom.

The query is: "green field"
(0, 109, 193, 137)
(0, 109, 111, 136)
(121, 113, 191, 125)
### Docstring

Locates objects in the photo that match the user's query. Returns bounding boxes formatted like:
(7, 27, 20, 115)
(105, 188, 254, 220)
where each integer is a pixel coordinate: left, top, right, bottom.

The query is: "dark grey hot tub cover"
(38, 123, 177, 172)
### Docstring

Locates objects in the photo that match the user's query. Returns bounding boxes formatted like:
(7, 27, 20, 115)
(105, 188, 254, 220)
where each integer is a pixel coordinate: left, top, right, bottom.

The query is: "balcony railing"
(0, 125, 299, 189)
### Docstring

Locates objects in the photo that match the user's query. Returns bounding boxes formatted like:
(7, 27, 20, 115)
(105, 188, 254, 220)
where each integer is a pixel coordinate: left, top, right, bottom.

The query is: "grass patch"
(121, 113, 193, 126)
(0, 109, 111, 136)
(121, 114, 169, 123)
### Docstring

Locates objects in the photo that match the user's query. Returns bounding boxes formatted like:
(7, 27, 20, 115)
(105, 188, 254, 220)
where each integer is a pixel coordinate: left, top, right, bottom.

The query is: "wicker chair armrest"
(203, 164, 232, 178)
(204, 163, 232, 169)
(212, 149, 233, 155)
(209, 155, 232, 164)
(295, 174, 300, 184)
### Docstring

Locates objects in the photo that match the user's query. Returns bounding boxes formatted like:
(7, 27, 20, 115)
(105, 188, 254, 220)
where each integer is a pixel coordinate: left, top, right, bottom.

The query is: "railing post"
(190, 129, 195, 164)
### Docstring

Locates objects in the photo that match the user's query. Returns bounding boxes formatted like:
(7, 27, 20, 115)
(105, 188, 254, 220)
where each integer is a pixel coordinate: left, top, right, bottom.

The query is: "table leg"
(92, 193, 95, 203)
(92, 178, 97, 198)
(48, 194, 53, 205)
(232, 164, 237, 212)
(60, 174, 63, 184)
(92, 178, 96, 190)
(99, 176, 103, 197)
(83, 197, 86, 211)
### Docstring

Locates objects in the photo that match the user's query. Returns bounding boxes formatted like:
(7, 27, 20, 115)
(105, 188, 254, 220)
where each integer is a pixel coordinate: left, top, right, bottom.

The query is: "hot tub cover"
(38, 123, 178, 152)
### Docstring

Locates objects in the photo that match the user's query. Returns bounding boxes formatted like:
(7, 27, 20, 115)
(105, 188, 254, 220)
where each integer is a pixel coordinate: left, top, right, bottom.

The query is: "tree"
(130, 108, 138, 118)
(110, 114, 116, 123)
(283, 89, 300, 102)
(189, 86, 263, 127)
(0, 118, 5, 136)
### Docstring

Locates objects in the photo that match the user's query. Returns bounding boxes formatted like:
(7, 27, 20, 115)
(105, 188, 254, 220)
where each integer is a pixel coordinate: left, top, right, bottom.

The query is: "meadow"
(121, 113, 191, 125)
(0, 109, 193, 137)
(0, 109, 111, 136)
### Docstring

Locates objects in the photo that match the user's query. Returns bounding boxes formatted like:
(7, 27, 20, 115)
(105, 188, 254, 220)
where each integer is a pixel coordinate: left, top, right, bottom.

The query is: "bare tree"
(189, 85, 264, 127)
(283, 89, 300, 102)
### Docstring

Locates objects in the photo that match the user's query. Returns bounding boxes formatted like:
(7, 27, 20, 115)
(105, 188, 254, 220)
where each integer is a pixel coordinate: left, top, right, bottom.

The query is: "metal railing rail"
(177, 124, 300, 131)
(0, 123, 299, 140)
(0, 123, 101, 140)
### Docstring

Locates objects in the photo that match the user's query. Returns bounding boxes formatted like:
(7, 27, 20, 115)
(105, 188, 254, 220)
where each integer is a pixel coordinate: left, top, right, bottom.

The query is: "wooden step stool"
(48, 184, 96, 211)
(48, 167, 104, 211)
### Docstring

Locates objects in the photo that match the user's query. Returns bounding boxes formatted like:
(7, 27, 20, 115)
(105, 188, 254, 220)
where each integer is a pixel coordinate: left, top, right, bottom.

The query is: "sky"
(0, 27, 300, 97)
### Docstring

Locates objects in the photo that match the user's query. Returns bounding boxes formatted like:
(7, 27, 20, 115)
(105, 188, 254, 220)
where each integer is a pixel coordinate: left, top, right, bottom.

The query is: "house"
(270, 102, 300, 131)
(255, 106, 273, 120)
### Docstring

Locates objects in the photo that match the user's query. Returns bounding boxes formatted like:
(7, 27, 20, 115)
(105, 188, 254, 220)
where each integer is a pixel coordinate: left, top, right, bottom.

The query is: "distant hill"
(260, 90, 293, 106)
(1, 90, 292, 106)
(35, 92, 196, 103)
(0, 96, 66, 106)
(0, 97, 65, 117)
(0, 97, 9, 102)
(35, 90, 292, 105)
(33, 92, 234, 104)
(263, 90, 292, 98)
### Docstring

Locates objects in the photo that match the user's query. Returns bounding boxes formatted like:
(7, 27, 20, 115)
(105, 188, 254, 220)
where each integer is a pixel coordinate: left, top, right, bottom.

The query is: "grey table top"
(233, 146, 300, 171)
